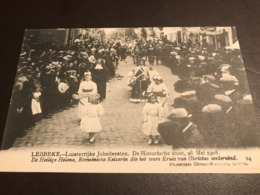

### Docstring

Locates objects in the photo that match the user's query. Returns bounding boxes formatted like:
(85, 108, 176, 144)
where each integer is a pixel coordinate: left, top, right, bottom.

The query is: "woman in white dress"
(77, 72, 97, 118)
(147, 75, 170, 117)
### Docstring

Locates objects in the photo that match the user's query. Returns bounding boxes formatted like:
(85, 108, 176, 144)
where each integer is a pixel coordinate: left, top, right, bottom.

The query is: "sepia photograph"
(0, 27, 259, 173)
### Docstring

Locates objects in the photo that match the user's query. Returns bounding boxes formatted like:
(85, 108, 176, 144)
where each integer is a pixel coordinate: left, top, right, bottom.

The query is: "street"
(11, 57, 180, 149)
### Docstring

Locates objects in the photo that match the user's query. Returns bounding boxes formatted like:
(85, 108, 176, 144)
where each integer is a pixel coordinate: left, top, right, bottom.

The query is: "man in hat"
(191, 76, 221, 107)
(199, 103, 231, 147)
(187, 56, 200, 76)
(158, 108, 204, 148)
(119, 44, 128, 61)
(110, 47, 119, 69)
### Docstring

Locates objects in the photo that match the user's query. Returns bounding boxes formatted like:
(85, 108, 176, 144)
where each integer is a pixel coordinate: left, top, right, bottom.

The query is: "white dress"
(80, 103, 104, 133)
(77, 80, 97, 117)
(142, 102, 163, 136)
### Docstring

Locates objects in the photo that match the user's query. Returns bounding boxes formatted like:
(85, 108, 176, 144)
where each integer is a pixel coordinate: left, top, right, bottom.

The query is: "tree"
(125, 28, 137, 39)
(141, 28, 147, 40)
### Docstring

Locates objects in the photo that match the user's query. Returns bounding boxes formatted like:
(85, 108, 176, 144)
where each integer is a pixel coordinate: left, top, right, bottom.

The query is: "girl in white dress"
(77, 72, 97, 119)
(142, 94, 163, 145)
(80, 93, 104, 143)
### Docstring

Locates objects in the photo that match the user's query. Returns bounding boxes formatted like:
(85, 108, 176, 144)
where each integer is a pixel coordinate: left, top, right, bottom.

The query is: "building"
(23, 28, 82, 50)
(155, 27, 237, 49)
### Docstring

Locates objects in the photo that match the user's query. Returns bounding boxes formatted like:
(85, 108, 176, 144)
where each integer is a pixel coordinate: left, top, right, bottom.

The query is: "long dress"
(142, 102, 163, 136)
(91, 64, 108, 100)
(77, 80, 97, 118)
(80, 103, 104, 133)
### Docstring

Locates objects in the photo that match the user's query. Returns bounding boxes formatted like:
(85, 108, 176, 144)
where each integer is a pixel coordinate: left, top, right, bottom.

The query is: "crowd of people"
(2, 30, 259, 149)
(3, 34, 129, 148)
(127, 39, 258, 148)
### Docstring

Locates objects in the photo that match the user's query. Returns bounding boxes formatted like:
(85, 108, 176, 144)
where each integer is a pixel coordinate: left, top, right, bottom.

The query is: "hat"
(198, 55, 205, 60)
(98, 49, 104, 53)
(45, 65, 53, 70)
(175, 55, 181, 60)
(180, 90, 196, 98)
(214, 94, 232, 103)
(20, 52, 26, 57)
(69, 51, 75, 55)
(202, 104, 222, 113)
(224, 89, 235, 96)
(203, 75, 215, 83)
(80, 52, 88, 57)
(237, 95, 253, 105)
(211, 52, 217, 57)
(63, 56, 70, 61)
(220, 64, 231, 72)
(243, 94, 252, 101)
(220, 73, 238, 83)
(58, 82, 69, 93)
(168, 108, 190, 118)
(52, 61, 59, 66)
(88, 55, 96, 63)
(17, 75, 28, 83)
(74, 39, 81, 43)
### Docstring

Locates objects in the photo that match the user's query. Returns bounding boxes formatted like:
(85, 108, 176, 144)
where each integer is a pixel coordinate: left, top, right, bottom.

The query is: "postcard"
(0, 27, 259, 173)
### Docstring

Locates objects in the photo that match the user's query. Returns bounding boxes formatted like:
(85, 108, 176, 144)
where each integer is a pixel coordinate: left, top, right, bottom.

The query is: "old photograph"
(1, 27, 260, 150)
(0, 27, 259, 173)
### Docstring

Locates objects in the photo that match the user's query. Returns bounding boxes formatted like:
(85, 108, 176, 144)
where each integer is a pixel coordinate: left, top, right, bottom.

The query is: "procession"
(2, 27, 259, 150)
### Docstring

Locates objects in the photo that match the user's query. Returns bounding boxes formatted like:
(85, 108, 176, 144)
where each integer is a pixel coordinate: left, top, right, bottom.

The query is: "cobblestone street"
(11, 57, 180, 150)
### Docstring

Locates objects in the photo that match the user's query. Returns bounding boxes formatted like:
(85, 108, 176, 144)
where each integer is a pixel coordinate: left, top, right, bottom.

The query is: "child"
(142, 93, 163, 145)
(31, 86, 43, 122)
(80, 93, 104, 143)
